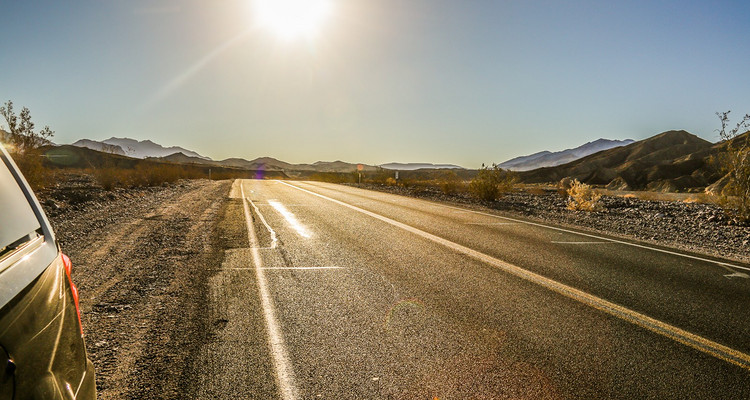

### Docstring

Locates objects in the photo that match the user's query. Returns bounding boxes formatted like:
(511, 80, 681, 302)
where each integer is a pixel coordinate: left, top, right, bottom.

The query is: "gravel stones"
(353, 183, 750, 264)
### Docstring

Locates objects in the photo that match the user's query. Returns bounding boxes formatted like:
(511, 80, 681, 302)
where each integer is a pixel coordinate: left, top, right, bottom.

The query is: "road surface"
(196, 179, 750, 399)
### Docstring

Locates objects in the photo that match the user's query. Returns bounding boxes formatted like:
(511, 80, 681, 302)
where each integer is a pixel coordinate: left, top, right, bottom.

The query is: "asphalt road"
(197, 179, 750, 399)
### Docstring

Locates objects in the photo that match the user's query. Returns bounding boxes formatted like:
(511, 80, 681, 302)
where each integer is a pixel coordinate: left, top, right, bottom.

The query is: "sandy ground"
(43, 178, 232, 399)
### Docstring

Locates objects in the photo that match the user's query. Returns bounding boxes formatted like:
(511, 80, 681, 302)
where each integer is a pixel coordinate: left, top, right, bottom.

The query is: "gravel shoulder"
(40, 177, 233, 399)
(32, 177, 749, 398)
(349, 183, 750, 265)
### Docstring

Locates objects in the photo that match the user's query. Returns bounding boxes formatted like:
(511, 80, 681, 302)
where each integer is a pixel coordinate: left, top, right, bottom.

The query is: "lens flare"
(383, 298, 426, 329)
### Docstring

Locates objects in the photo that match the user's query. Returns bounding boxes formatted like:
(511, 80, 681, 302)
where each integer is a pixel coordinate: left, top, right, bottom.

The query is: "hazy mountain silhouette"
(378, 162, 464, 170)
(499, 138, 634, 171)
(72, 137, 209, 160)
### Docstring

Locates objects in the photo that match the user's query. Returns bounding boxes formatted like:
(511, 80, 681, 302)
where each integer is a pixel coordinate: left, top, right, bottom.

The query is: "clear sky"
(2, 0, 749, 168)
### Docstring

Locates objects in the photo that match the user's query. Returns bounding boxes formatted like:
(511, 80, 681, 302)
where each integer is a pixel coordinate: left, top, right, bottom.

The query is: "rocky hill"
(519, 130, 725, 191)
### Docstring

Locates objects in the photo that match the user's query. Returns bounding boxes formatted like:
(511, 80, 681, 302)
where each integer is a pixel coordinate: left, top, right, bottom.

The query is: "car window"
(0, 159, 41, 256)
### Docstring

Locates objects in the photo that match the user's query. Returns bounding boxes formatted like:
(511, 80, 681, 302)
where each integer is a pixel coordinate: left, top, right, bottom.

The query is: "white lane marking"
(301, 181, 748, 276)
(551, 241, 608, 245)
(433, 204, 750, 273)
(247, 198, 278, 249)
(278, 180, 750, 370)
(262, 266, 345, 270)
(268, 200, 311, 238)
(220, 267, 345, 271)
(465, 222, 520, 226)
(724, 272, 750, 279)
(241, 184, 299, 400)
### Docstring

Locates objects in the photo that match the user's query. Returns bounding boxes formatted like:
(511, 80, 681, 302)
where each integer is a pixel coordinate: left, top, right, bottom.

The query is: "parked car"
(0, 144, 95, 399)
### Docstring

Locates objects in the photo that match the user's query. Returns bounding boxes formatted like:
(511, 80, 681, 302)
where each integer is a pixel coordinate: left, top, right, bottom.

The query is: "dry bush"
(92, 163, 205, 190)
(525, 187, 546, 196)
(634, 191, 663, 202)
(11, 150, 54, 190)
(1, 101, 55, 190)
(363, 169, 396, 185)
(438, 170, 463, 194)
(308, 172, 354, 183)
(92, 168, 122, 190)
(683, 193, 714, 204)
(716, 111, 750, 222)
(567, 179, 602, 211)
(385, 177, 397, 186)
(469, 164, 516, 201)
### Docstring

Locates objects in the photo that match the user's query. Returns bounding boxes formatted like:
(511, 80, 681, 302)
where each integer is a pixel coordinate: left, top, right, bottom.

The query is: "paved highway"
(197, 179, 750, 399)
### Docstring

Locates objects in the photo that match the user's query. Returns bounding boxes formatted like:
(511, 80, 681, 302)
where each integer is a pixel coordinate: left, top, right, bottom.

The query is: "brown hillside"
(519, 130, 723, 191)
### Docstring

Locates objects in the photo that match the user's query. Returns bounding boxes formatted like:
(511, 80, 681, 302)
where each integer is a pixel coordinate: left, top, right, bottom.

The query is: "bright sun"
(253, 0, 333, 40)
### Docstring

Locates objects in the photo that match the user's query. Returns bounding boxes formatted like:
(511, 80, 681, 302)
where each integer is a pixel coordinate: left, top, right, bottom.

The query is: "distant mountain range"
(378, 162, 464, 170)
(518, 130, 740, 192)
(70, 137, 466, 173)
(158, 152, 382, 174)
(66, 131, 749, 193)
(499, 138, 634, 171)
(72, 137, 209, 160)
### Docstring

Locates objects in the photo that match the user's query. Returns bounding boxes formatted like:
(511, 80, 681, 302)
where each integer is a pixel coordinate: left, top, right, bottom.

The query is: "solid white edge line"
(551, 241, 608, 244)
(301, 181, 750, 273)
(278, 180, 750, 370)
(221, 267, 345, 271)
(241, 181, 299, 400)
(437, 204, 750, 272)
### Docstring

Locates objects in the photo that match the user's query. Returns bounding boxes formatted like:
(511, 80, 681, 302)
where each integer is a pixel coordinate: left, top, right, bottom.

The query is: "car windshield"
(0, 158, 41, 257)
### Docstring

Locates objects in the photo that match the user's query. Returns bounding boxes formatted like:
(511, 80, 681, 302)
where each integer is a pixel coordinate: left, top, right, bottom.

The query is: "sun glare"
(253, 0, 333, 41)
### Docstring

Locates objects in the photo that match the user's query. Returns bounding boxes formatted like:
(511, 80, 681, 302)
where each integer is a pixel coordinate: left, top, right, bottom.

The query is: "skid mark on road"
(241, 184, 299, 400)
(278, 180, 750, 371)
(247, 198, 278, 249)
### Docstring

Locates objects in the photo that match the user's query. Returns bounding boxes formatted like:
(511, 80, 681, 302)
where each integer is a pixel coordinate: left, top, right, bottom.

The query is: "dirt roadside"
(43, 178, 235, 399)
(36, 176, 748, 398)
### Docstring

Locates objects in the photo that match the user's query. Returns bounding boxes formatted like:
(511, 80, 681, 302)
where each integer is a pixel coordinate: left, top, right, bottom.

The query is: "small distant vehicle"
(0, 143, 95, 399)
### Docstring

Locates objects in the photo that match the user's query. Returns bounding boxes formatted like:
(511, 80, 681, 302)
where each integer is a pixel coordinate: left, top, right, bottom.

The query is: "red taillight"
(61, 253, 83, 335)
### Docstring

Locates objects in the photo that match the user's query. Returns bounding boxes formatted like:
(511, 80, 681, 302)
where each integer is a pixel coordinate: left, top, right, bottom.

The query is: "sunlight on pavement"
(269, 200, 312, 238)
